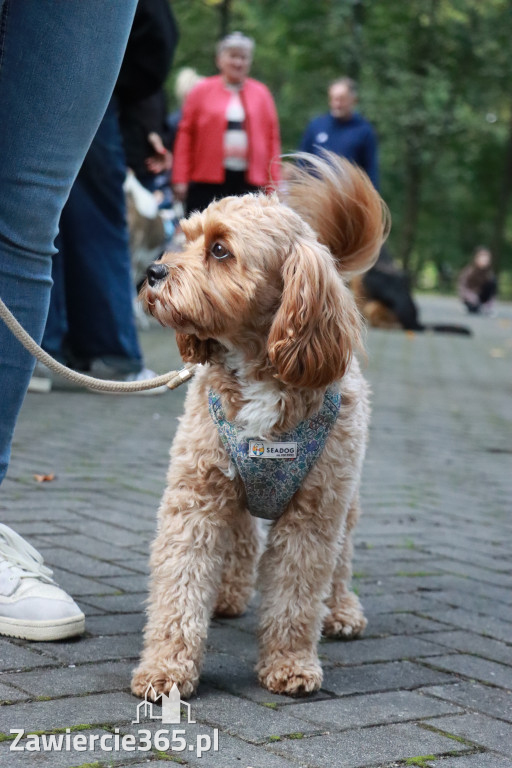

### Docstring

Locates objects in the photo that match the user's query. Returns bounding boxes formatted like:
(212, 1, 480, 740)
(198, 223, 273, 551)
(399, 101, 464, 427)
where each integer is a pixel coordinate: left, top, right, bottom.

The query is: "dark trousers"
(42, 100, 142, 372)
(465, 278, 497, 313)
(185, 170, 259, 216)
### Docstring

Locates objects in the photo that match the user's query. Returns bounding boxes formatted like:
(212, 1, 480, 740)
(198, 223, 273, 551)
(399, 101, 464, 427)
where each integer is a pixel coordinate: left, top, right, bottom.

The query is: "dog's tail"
(281, 151, 390, 276)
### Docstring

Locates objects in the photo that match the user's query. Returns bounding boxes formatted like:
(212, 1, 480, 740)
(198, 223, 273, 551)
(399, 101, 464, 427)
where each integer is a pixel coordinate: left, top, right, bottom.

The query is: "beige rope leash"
(0, 296, 196, 393)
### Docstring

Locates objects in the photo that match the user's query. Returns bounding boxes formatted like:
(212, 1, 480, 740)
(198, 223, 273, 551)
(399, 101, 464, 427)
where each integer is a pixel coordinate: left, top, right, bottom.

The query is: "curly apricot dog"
(132, 153, 388, 699)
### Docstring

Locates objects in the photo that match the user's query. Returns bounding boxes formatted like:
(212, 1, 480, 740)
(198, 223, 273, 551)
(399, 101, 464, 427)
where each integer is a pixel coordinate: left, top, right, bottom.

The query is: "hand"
(145, 132, 173, 175)
(173, 183, 188, 202)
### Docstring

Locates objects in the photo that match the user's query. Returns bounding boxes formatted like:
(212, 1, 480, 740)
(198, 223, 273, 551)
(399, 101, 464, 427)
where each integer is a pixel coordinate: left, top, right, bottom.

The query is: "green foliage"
(169, 0, 512, 283)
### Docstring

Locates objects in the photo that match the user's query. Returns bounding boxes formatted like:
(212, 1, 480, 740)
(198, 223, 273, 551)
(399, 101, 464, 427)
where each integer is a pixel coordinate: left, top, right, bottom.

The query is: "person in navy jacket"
(299, 77, 379, 189)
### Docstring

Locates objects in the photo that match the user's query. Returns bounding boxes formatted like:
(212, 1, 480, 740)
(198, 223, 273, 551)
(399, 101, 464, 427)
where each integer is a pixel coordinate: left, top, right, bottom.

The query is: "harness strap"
(209, 389, 341, 520)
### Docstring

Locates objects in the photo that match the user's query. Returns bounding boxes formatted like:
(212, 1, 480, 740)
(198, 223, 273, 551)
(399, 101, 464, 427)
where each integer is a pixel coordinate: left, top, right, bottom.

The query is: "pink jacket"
(172, 75, 281, 188)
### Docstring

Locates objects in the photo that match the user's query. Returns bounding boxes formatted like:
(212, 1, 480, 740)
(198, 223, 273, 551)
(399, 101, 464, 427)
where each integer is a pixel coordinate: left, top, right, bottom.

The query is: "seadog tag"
(248, 440, 297, 459)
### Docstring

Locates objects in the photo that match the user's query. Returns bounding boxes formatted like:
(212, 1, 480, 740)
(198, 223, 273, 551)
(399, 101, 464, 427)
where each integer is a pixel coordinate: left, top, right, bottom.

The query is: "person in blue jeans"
(33, 0, 178, 390)
(0, 0, 138, 641)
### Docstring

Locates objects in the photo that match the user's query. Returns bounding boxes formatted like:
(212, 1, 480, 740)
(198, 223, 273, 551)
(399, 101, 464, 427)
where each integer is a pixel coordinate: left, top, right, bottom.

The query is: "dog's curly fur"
(131, 153, 389, 699)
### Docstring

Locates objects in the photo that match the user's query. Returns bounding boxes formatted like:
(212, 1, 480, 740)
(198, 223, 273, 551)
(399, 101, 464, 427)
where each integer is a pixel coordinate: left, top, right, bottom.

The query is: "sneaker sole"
(0, 613, 85, 641)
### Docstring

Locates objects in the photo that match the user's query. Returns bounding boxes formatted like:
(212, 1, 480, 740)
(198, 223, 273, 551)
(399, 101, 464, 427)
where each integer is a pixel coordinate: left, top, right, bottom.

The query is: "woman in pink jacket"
(172, 32, 281, 215)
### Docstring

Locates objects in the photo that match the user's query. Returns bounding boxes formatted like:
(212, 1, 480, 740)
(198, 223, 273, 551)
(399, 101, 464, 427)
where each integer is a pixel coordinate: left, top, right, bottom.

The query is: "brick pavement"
(0, 295, 511, 768)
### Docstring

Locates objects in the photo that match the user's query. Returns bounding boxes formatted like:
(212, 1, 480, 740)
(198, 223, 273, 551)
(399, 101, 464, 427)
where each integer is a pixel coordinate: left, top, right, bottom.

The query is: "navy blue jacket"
(299, 112, 379, 189)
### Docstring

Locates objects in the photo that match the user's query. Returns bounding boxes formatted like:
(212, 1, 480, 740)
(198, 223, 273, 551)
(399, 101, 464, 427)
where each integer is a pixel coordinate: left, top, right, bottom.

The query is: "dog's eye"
(210, 242, 232, 261)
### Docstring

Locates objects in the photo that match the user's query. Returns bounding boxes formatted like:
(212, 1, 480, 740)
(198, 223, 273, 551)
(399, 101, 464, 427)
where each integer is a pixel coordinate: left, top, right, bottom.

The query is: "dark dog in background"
(352, 247, 471, 335)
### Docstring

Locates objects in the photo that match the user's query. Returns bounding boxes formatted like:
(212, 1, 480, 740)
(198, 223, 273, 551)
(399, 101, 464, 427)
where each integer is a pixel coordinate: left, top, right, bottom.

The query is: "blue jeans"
(0, 0, 138, 485)
(43, 99, 143, 372)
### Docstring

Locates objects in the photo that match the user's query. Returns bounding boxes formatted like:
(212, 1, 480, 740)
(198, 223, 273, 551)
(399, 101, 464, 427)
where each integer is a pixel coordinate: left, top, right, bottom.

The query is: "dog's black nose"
(146, 262, 169, 287)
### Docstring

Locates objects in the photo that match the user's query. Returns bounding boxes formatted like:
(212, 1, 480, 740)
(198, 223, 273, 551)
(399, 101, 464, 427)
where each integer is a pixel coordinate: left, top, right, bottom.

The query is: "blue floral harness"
(208, 389, 342, 520)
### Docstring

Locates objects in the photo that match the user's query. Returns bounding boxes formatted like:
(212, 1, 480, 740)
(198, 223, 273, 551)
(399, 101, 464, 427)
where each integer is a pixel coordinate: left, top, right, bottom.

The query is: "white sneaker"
(27, 362, 53, 393)
(0, 524, 85, 641)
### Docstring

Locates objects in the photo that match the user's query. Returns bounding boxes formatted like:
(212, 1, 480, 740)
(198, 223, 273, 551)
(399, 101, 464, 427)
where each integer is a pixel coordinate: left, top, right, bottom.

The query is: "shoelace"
(0, 523, 55, 584)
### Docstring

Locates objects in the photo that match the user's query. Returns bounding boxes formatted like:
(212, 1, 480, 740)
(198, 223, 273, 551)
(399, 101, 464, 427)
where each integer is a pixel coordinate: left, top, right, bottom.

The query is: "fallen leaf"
(489, 348, 505, 358)
(33, 473, 56, 483)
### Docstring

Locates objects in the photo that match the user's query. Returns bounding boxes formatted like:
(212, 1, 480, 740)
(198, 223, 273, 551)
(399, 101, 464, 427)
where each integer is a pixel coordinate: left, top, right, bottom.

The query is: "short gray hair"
(329, 77, 358, 97)
(216, 31, 254, 57)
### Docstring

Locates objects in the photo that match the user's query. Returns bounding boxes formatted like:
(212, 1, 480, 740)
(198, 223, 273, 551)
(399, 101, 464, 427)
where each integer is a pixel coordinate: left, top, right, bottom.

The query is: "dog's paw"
(213, 592, 249, 618)
(131, 660, 197, 700)
(323, 591, 367, 639)
(258, 656, 322, 696)
(213, 580, 253, 618)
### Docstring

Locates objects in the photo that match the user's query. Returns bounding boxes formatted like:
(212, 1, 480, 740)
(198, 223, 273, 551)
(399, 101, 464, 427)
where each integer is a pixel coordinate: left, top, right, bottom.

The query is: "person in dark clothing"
(458, 247, 497, 314)
(117, 0, 178, 193)
(299, 77, 379, 189)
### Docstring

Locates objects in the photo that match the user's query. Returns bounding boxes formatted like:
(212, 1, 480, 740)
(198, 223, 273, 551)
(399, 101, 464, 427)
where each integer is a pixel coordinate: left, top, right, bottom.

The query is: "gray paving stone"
(435, 560, 512, 589)
(35, 533, 137, 561)
(1, 660, 134, 698)
(363, 612, 448, 637)
(0, 682, 30, 703)
(84, 611, 146, 636)
(188, 687, 321, 743)
(185, 730, 300, 768)
(49, 567, 119, 597)
(6, 522, 70, 537)
(320, 635, 448, 665)
(36, 545, 139, 578)
(423, 653, 512, 689)
(283, 689, 463, 729)
(421, 630, 512, 667)
(361, 592, 443, 615)
(0, 640, 59, 671)
(419, 608, 512, 643)
(422, 681, 512, 723)
(101, 574, 148, 593)
(425, 713, 512, 756)
(266, 721, 469, 768)
(430, 754, 512, 767)
(322, 660, 455, 696)
(80, 592, 147, 614)
(62, 519, 149, 548)
(27, 633, 142, 664)
(0, 692, 136, 732)
(428, 590, 512, 623)
(420, 575, 512, 606)
(120, 720, 299, 768)
(422, 544, 511, 574)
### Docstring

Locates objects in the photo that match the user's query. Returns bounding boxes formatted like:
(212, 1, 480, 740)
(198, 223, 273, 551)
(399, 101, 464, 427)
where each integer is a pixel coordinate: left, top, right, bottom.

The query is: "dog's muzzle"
(146, 262, 169, 287)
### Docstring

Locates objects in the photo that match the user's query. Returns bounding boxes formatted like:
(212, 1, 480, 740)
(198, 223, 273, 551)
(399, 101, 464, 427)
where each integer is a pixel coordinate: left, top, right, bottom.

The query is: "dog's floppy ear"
(282, 152, 390, 277)
(175, 333, 214, 364)
(267, 240, 361, 388)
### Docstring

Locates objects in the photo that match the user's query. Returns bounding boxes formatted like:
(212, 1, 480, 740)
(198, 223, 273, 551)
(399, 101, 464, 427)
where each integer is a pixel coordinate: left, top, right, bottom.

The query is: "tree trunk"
(219, 0, 232, 39)
(399, 138, 422, 275)
(491, 108, 512, 274)
(347, 0, 364, 82)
